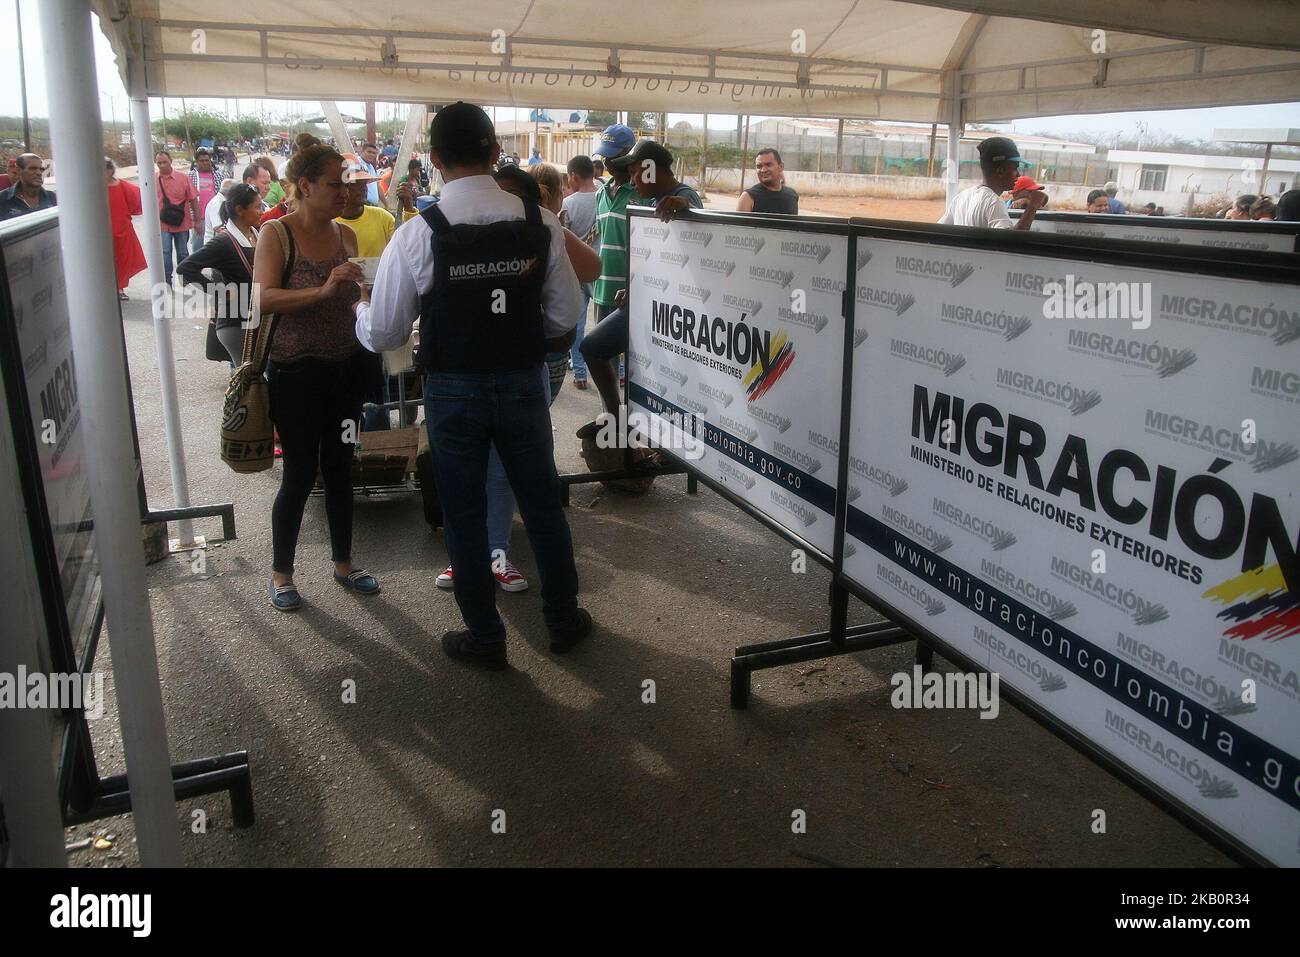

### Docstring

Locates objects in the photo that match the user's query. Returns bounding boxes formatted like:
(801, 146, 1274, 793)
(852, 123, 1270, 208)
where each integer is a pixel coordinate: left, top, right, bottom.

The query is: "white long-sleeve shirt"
(354, 174, 582, 354)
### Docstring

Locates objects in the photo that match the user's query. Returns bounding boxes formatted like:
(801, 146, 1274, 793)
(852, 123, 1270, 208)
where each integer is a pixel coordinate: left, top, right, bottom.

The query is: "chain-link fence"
(658, 122, 1099, 185)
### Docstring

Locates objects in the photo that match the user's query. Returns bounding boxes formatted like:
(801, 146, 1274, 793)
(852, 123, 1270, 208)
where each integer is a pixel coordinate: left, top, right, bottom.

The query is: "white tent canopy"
(94, 1, 1300, 124)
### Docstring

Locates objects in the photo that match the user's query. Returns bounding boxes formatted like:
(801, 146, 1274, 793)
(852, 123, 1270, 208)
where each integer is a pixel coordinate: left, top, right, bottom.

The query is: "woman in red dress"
(106, 158, 148, 300)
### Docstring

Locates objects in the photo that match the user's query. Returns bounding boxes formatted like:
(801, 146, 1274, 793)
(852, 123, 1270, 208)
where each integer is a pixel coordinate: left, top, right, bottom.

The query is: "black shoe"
(576, 420, 601, 441)
(548, 608, 593, 653)
(441, 631, 509, 671)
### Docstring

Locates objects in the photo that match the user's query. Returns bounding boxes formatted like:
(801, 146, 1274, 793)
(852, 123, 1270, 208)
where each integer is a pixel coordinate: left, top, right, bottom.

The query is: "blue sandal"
(334, 569, 381, 595)
(268, 579, 302, 612)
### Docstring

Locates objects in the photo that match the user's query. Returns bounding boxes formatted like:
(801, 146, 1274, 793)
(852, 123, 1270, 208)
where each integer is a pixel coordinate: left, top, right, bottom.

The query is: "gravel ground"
(65, 218, 1232, 868)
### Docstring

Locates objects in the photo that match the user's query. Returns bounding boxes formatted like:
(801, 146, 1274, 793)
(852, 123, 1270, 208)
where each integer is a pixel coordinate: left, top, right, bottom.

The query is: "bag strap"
(421, 202, 451, 235)
(158, 174, 181, 210)
(226, 227, 254, 278)
(241, 218, 295, 372)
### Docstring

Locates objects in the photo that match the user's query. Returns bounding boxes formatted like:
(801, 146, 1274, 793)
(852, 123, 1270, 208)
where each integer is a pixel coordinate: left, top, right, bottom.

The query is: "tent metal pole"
(944, 71, 963, 206)
(16, 0, 32, 150)
(40, 0, 182, 867)
(132, 96, 198, 548)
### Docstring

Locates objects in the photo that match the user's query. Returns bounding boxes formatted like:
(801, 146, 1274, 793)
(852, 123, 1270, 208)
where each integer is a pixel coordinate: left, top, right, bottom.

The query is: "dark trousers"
(268, 351, 366, 574)
(360, 350, 391, 431)
(423, 367, 580, 646)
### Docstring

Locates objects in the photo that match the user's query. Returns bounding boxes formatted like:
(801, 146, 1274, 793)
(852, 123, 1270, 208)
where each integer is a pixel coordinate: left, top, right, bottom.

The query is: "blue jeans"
(486, 364, 553, 556)
(161, 230, 190, 284)
(424, 367, 578, 646)
(570, 283, 592, 380)
(582, 302, 626, 378)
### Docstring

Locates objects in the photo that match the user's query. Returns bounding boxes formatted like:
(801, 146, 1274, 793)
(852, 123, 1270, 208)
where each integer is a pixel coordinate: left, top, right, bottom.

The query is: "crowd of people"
(935, 134, 1300, 228)
(2, 115, 1297, 670)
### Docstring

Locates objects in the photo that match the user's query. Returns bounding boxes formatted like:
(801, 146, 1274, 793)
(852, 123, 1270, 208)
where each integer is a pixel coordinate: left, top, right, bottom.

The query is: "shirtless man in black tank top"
(737, 148, 799, 215)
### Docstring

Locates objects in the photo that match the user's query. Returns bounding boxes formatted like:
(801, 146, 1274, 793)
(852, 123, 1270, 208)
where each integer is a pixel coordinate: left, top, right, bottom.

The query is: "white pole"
(944, 71, 963, 207)
(40, 0, 182, 867)
(131, 95, 197, 547)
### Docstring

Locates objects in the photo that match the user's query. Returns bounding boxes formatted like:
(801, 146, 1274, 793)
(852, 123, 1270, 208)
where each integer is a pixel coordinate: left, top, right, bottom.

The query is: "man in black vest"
(737, 148, 798, 215)
(354, 102, 590, 670)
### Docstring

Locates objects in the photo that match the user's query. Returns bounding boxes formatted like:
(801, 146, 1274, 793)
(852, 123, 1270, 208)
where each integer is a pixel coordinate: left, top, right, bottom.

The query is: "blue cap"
(594, 124, 636, 158)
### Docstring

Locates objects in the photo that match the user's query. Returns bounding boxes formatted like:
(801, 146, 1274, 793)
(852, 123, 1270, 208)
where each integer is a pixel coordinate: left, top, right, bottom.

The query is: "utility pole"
(739, 115, 750, 193)
(700, 113, 708, 190)
(180, 97, 193, 154)
(366, 100, 377, 148)
(16, 0, 32, 150)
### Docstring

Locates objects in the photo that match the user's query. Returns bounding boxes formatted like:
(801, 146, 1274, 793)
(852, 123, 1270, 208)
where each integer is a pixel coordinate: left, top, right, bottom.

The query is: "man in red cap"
(1006, 174, 1046, 210)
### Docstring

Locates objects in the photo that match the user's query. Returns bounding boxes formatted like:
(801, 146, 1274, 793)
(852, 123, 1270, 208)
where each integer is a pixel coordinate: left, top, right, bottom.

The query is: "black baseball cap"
(976, 136, 1025, 165)
(430, 101, 495, 153)
(608, 139, 674, 171)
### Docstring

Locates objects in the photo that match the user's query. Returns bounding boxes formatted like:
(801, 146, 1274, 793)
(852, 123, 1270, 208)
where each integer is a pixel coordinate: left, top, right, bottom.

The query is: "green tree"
(376, 118, 405, 143)
(237, 115, 264, 140)
(587, 110, 618, 127)
(152, 109, 234, 147)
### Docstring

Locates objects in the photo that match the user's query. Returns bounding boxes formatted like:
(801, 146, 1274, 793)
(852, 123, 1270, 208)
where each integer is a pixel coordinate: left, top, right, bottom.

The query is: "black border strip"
(1018, 208, 1300, 238)
(848, 214, 1300, 283)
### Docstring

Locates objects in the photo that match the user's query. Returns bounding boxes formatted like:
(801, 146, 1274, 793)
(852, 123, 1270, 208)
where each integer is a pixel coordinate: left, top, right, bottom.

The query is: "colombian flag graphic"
(1203, 564, 1300, 641)
(742, 330, 795, 402)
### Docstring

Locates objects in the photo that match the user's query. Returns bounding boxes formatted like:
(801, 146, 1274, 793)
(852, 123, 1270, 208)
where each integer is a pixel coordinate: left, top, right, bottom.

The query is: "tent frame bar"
(133, 19, 1300, 119)
(149, 18, 944, 75)
(142, 55, 917, 100)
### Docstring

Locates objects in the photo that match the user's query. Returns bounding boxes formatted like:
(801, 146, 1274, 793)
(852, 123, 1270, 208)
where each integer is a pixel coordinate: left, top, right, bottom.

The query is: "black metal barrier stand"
(559, 339, 698, 503)
(728, 225, 923, 707)
(0, 215, 253, 835)
(48, 287, 255, 833)
(601, 206, 1300, 864)
(119, 305, 237, 545)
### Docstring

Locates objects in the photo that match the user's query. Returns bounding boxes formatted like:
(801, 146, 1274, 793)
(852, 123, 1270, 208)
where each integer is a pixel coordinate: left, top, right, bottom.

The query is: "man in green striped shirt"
(592, 124, 644, 315)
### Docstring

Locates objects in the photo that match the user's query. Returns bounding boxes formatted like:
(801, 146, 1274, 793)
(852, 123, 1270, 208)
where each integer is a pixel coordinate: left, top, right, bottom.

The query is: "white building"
(1104, 149, 1299, 207)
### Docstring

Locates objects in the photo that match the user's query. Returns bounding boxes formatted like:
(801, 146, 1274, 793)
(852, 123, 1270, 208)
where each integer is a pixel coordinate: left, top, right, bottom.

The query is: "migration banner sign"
(842, 225, 1300, 865)
(0, 212, 99, 668)
(626, 210, 849, 560)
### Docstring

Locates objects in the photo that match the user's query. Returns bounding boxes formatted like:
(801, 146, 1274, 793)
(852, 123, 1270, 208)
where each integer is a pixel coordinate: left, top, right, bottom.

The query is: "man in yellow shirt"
(336, 154, 396, 256)
(336, 154, 396, 429)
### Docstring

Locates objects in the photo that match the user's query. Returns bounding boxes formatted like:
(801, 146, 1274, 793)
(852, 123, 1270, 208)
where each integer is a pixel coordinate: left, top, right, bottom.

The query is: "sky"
(3, 2, 1298, 147)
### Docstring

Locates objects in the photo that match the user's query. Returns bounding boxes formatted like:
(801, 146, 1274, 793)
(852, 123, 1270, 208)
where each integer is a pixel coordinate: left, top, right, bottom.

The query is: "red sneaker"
(493, 561, 530, 592)
(436, 565, 454, 590)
